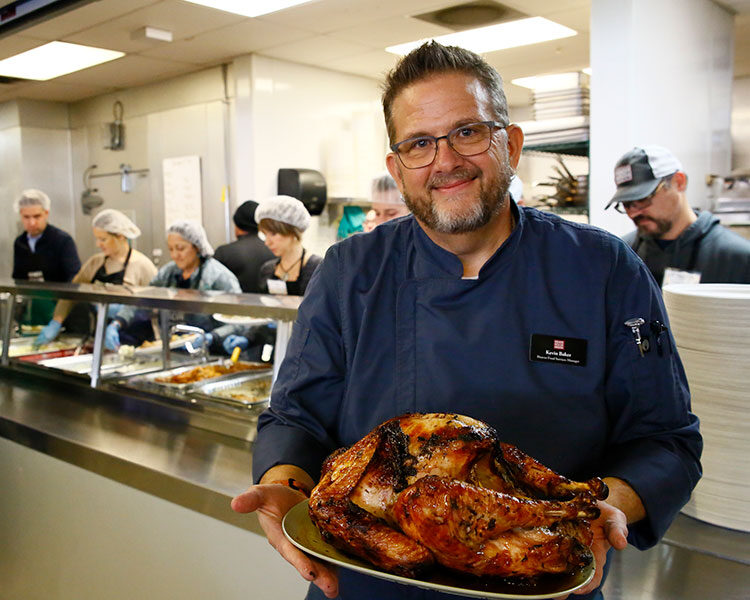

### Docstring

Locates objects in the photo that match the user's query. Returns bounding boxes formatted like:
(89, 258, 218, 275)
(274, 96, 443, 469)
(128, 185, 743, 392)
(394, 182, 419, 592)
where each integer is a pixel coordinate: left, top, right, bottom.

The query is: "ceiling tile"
(51, 55, 198, 89)
(256, 0, 455, 34)
(137, 18, 310, 64)
(13, 81, 116, 103)
(0, 34, 42, 60)
(320, 49, 398, 80)
(15, 0, 160, 41)
(325, 15, 450, 48)
(259, 33, 372, 65)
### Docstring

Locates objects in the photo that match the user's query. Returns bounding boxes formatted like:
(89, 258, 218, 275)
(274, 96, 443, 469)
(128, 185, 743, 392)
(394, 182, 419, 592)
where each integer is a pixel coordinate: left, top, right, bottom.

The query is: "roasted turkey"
(308, 413, 608, 579)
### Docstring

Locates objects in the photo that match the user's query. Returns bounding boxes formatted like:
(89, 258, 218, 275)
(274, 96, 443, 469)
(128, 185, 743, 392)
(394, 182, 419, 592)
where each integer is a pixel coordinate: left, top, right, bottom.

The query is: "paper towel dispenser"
(278, 168, 327, 216)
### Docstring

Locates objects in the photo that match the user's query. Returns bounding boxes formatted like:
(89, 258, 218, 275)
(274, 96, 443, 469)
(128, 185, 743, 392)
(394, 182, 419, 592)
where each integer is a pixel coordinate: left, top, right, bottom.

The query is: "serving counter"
(0, 279, 310, 599)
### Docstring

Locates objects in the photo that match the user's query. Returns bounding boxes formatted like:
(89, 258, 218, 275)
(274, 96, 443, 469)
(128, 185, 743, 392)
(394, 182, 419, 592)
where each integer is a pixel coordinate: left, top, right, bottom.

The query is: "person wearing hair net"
(362, 173, 411, 233)
(220, 196, 322, 356)
(12, 189, 81, 326)
(33, 209, 158, 348)
(109, 220, 241, 351)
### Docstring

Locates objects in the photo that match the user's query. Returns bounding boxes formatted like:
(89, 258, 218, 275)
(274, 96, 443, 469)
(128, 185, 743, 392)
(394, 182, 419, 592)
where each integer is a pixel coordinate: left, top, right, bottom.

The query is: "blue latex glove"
(223, 334, 248, 354)
(197, 332, 213, 349)
(33, 320, 62, 348)
(106, 303, 124, 319)
(104, 322, 121, 351)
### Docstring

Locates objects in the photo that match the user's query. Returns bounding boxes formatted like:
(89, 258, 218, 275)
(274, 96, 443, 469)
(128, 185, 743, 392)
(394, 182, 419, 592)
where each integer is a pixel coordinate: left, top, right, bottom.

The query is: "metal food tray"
(118, 360, 270, 392)
(190, 372, 272, 409)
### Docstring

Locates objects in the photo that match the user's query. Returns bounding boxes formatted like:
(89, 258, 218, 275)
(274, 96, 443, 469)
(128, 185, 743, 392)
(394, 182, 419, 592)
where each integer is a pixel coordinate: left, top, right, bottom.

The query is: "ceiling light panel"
(181, 0, 315, 18)
(0, 41, 124, 80)
(386, 17, 576, 56)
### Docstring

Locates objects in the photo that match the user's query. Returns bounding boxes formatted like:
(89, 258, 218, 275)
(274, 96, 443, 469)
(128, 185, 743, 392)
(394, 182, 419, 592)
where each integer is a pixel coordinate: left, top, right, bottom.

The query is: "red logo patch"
(553, 339, 565, 350)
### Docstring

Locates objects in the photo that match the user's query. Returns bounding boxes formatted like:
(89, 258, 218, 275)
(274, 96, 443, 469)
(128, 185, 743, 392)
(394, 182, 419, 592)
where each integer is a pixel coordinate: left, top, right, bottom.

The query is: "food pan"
(190, 372, 272, 408)
(120, 360, 270, 392)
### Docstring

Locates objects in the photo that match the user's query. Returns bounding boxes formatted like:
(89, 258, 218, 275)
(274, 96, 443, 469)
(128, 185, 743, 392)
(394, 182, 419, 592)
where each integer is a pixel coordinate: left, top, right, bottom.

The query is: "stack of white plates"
(663, 284, 750, 532)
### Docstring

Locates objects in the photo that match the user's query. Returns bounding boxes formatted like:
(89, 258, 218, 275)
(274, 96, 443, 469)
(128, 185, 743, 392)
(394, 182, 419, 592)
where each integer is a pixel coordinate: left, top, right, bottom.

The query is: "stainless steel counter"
(0, 368, 261, 535)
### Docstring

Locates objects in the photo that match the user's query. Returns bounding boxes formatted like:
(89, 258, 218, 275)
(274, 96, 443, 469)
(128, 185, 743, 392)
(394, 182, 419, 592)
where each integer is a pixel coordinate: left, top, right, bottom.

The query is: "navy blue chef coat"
(253, 204, 702, 600)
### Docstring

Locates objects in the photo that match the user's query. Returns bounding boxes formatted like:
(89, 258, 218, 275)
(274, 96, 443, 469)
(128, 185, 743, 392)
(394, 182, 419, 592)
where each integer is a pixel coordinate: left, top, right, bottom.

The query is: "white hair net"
(14, 189, 51, 213)
(371, 172, 404, 205)
(92, 209, 141, 239)
(255, 195, 311, 231)
(166, 220, 214, 257)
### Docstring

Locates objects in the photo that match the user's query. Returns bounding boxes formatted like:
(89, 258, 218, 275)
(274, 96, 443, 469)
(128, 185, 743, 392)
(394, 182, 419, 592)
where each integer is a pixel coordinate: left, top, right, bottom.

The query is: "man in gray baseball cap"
(607, 145, 750, 287)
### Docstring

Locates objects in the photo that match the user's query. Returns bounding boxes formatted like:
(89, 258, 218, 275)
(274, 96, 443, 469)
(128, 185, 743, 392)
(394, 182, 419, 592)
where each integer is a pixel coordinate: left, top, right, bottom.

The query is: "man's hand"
(570, 499, 628, 596)
(231, 469, 339, 598)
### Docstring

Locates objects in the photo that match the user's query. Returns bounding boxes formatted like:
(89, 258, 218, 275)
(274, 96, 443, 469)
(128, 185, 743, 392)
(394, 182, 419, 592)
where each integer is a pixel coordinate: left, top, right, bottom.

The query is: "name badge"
(266, 278, 288, 295)
(27, 270, 44, 282)
(662, 268, 701, 288)
(529, 334, 587, 367)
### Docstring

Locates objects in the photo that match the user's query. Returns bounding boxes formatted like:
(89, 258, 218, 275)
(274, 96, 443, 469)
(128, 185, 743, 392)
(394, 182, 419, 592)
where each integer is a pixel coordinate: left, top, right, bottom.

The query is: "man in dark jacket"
(13, 189, 81, 324)
(606, 145, 750, 286)
(213, 200, 274, 293)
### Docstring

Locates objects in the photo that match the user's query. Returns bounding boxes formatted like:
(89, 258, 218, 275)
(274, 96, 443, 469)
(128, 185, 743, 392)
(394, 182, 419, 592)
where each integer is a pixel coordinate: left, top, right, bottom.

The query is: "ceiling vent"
(413, 1, 528, 32)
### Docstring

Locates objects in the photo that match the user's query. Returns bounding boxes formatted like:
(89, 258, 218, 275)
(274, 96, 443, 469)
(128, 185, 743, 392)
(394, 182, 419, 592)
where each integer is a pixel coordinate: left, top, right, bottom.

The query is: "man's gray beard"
(402, 162, 514, 235)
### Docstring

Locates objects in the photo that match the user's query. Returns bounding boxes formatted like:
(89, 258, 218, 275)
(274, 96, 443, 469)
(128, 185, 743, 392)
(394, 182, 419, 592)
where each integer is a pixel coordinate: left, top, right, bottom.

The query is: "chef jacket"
(253, 205, 702, 598)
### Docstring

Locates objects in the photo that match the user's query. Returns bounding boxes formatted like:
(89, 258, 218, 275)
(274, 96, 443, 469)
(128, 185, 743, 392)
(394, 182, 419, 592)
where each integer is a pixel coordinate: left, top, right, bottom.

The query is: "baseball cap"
(605, 145, 683, 209)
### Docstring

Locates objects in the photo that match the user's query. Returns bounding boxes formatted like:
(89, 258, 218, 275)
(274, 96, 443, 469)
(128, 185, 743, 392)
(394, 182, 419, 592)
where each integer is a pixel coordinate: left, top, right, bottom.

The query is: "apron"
(91, 247, 131, 284)
(20, 244, 55, 326)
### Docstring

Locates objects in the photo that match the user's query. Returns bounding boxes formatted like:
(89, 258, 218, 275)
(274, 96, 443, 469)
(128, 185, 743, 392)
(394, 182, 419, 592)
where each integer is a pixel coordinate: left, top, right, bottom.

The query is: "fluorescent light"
(0, 42, 124, 81)
(386, 17, 576, 56)
(512, 72, 585, 91)
(582, 67, 592, 75)
(182, 0, 314, 17)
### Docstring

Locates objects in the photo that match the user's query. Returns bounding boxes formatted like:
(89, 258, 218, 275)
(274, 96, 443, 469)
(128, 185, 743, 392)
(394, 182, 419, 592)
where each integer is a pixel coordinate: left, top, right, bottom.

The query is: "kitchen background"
(0, 0, 749, 273)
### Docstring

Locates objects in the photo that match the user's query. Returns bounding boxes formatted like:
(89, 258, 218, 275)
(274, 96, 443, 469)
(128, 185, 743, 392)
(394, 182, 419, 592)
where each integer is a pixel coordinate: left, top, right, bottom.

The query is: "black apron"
(91, 247, 132, 284)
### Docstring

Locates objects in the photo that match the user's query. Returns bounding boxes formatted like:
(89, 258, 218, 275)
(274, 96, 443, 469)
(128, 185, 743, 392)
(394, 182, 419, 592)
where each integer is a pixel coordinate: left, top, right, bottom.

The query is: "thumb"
(231, 487, 264, 514)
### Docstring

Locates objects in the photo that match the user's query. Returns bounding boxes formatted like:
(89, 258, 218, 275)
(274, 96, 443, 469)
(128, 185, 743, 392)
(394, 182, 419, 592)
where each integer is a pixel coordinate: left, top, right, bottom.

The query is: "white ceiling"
(0, 0, 748, 107)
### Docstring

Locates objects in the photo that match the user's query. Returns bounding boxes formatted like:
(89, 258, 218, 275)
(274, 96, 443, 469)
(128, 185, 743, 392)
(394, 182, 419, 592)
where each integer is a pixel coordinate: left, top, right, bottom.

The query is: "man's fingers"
(604, 514, 628, 550)
(268, 526, 339, 597)
(231, 487, 262, 513)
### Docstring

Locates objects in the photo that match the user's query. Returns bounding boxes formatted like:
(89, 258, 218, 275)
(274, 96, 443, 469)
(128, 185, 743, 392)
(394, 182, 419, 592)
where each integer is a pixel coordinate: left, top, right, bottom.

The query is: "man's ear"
(386, 153, 405, 194)
(671, 171, 688, 192)
(505, 125, 524, 170)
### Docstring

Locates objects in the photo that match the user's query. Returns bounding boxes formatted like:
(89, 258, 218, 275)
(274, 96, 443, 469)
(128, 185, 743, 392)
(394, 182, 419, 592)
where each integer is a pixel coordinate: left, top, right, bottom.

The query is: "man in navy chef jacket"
(232, 42, 702, 600)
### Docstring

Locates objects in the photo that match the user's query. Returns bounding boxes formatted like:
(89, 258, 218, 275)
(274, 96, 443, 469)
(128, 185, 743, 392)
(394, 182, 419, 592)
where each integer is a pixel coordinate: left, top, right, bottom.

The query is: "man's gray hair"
(382, 41, 509, 144)
(14, 189, 51, 213)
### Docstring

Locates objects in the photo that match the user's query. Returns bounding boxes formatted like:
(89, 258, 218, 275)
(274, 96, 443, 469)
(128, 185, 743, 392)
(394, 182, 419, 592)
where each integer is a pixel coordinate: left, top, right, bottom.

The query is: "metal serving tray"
(189, 372, 272, 409)
(119, 360, 270, 393)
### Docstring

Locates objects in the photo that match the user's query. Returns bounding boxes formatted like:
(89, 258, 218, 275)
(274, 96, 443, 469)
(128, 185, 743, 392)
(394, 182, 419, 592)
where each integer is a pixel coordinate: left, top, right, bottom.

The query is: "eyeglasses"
(613, 178, 669, 214)
(390, 121, 506, 169)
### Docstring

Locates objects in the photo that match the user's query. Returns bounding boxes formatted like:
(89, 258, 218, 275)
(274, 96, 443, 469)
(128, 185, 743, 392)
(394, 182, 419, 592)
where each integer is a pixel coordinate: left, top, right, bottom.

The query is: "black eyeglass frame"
(613, 177, 671, 214)
(389, 120, 507, 169)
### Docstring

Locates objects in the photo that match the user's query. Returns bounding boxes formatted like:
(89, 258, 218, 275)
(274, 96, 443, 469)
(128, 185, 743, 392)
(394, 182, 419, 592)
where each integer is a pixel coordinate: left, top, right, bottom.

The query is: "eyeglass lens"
(395, 122, 496, 169)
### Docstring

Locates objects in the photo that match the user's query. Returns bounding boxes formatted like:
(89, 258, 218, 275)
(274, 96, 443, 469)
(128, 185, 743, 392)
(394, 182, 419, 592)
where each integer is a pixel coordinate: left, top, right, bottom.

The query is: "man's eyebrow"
(398, 119, 484, 141)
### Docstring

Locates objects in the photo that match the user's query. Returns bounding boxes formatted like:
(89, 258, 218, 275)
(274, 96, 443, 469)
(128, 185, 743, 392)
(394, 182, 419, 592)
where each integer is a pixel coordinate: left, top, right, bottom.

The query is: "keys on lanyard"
(624, 317, 646, 357)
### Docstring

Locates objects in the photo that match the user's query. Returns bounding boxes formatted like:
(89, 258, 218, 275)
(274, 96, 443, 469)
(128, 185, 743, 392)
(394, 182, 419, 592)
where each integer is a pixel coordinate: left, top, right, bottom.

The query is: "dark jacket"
(624, 211, 750, 286)
(12, 223, 81, 282)
(254, 205, 701, 585)
(213, 231, 274, 293)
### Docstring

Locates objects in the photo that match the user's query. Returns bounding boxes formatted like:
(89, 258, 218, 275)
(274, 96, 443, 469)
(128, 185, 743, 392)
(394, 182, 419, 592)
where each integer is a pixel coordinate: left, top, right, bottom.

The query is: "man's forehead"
(390, 72, 492, 135)
(20, 206, 47, 215)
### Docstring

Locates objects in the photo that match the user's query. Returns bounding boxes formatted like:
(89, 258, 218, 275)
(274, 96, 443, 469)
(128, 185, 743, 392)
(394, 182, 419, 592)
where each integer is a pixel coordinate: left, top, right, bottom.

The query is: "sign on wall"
(162, 155, 202, 226)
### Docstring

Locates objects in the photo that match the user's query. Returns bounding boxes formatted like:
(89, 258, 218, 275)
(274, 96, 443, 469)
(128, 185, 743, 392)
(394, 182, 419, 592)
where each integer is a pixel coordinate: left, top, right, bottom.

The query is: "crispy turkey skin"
(308, 413, 607, 578)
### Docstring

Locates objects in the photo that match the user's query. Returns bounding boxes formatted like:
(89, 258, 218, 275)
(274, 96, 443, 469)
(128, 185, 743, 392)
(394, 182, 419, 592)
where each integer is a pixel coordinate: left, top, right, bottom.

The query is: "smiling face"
(385, 72, 520, 235)
(167, 233, 200, 272)
(19, 205, 49, 237)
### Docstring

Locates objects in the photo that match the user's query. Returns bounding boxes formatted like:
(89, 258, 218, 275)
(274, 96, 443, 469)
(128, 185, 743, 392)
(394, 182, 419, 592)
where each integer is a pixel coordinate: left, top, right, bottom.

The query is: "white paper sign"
(266, 279, 288, 295)
(163, 155, 202, 226)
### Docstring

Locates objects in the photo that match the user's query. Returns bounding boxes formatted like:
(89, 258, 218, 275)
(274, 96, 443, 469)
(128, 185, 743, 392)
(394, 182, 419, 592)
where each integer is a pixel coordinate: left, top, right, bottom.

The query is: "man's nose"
(432, 137, 463, 169)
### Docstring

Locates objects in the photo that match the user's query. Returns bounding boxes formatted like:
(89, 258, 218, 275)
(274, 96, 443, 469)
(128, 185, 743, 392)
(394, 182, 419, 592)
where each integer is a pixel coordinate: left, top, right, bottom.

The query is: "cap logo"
(614, 165, 633, 185)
